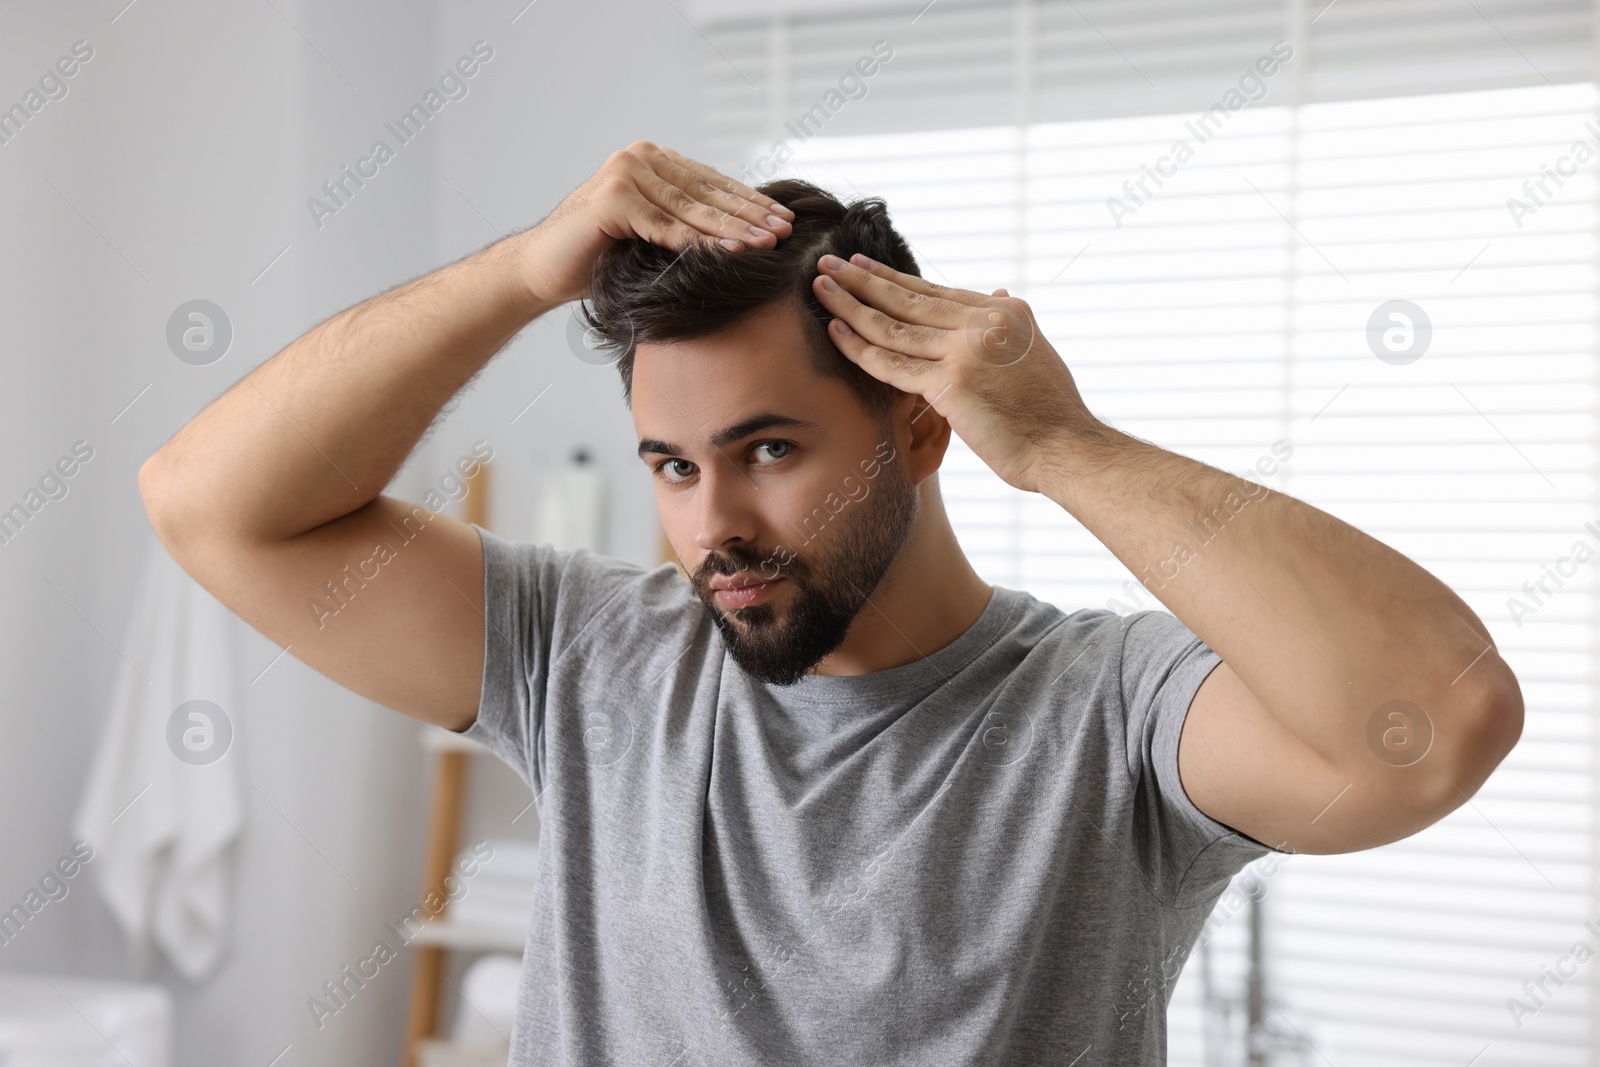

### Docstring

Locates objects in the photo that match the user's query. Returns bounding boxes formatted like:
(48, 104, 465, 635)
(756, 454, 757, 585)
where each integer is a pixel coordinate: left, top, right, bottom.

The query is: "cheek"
(772, 475, 835, 529)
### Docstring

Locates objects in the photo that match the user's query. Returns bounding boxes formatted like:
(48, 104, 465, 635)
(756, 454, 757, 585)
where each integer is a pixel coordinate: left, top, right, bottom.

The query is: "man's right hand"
(510, 141, 796, 308)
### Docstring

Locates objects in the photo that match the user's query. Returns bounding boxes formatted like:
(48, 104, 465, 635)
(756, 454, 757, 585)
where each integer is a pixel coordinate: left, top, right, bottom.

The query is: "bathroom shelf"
(409, 917, 528, 953)
(423, 727, 489, 755)
(415, 1037, 508, 1067)
(401, 464, 679, 1067)
(402, 463, 504, 1067)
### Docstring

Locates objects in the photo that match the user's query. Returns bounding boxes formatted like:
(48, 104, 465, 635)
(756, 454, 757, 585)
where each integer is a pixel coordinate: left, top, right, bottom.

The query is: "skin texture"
(139, 140, 1524, 864)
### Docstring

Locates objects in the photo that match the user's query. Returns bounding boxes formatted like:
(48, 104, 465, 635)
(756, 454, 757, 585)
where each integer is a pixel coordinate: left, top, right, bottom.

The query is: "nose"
(689, 459, 761, 556)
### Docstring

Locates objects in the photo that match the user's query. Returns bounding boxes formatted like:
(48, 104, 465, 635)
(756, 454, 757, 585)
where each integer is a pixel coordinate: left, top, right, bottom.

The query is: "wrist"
(1033, 418, 1142, 513)
(493, 229, 564, 321)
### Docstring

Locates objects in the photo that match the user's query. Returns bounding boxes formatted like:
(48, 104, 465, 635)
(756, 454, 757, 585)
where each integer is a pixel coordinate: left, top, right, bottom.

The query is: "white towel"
(472, 839, 539, 882)
(450, 839, 538, 929)
(449, 954, 524, 1049)
(71, 533, 246, 981)
(0, 971, 173, 1066)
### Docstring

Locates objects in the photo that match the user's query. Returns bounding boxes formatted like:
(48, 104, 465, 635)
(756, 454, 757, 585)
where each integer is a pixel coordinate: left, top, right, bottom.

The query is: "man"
(140, 142, 1523, 1063)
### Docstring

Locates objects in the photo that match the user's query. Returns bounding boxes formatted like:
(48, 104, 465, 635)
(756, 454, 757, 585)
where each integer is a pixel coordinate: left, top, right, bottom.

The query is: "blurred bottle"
(534, 447, 605, 552)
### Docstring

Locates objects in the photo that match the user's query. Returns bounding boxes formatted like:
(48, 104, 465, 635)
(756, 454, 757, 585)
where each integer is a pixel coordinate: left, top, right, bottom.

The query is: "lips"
(709, 574, 785, 609)
(709, 573, 777, 591)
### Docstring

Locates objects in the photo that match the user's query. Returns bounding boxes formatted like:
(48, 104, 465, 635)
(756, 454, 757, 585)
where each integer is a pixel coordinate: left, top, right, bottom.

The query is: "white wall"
(426, 0, 703, 568)
(0, 0, 702, 1063)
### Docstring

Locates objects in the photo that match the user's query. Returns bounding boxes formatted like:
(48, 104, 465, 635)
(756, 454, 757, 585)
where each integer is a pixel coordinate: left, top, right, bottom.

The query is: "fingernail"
(851, 253, 878, 269)
(771, 202, 794, 217)
(834, 318, 852, 334)
(766, 214, 787, 228)
(749, 225, 770, 239)
(819, 275, 840, 291)
(718, 238, 742, 251)
(820, 254, 846, 270)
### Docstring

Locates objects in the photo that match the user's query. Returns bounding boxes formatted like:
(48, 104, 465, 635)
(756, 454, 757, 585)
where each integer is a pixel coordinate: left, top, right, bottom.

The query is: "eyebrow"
(637, 413, 819, 460)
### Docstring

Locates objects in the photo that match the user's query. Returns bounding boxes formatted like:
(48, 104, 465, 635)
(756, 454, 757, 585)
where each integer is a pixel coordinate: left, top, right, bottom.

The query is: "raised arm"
(807, 252, 1525, 856)
(138, 142, 795, 730)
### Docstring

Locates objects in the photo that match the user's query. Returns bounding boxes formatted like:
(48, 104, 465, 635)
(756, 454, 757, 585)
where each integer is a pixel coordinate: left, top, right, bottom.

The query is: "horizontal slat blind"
(700, 1, 1600, 1063)
(701, 0, 1594, 159)
(1306, 0, 1594, 102)
(1270, 82, 1596, 1065)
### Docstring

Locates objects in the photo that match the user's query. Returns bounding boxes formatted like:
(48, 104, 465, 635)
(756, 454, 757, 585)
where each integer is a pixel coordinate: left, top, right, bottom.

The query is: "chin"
(712, 600, 779, 629)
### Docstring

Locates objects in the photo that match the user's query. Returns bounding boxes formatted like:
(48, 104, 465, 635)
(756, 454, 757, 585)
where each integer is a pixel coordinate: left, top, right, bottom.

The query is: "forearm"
(141, 232, 551, 545)
(1037, 420, 1518, 767)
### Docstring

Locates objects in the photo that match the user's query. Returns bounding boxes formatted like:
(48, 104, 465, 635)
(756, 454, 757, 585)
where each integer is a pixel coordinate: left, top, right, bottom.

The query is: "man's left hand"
(812, 252, 1095, 494)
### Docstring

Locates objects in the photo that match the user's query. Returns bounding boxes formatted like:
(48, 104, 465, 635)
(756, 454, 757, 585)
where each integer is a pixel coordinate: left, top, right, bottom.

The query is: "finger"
(816, 254, 970, 330)
(843, 252, 990, 308)
(635, 167, 779, 250)
(825, 316, 938, 391)
(622, 189, 730, 253)
(652, 151, 794, 241)
(812, 272, 949, 360)
(660, 146, 796, 220)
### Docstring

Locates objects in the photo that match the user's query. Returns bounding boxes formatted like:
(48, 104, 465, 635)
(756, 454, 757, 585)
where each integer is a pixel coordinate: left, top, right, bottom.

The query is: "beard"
(689, 453, 918, 686)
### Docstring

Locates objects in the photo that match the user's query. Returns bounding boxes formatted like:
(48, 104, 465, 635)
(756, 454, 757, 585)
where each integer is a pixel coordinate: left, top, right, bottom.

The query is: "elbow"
(137, 453, 163, 526)
(1320, 663, 1523, 854)
(1424, 660, 1524, 812)
(136, 452, 162, 508)
(1472, 661, 1525, 775)
(138, 452, 188, 551)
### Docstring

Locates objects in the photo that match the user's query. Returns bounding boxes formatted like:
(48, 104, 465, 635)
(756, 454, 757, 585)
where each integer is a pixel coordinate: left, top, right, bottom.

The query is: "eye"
(657, 458, 697, 483)
(752, 440, 793, 464)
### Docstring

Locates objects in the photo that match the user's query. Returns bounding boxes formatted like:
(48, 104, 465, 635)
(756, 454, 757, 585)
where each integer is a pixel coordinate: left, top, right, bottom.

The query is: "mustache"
(694, 544, 804, 586)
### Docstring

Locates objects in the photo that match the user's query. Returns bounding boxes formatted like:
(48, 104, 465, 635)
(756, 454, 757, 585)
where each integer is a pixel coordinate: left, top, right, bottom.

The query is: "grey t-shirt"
(457, 524, 1285, 1065)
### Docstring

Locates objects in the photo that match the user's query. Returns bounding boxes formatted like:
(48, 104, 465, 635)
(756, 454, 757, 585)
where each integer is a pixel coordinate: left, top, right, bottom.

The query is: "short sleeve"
(454, 524, 649, 798)
(1119, 609, 1288, 907)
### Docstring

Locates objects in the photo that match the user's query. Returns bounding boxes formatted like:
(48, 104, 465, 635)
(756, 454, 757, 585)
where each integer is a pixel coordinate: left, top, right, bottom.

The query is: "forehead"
(630, 300, 858, 442)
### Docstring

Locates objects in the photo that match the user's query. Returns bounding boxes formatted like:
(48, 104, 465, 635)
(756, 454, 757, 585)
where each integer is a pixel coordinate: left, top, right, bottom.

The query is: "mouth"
(709, 575, 785, 609)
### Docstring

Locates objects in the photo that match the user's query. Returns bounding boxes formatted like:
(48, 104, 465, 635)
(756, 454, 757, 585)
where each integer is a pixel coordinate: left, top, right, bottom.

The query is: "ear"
(890, 388, 954, 486)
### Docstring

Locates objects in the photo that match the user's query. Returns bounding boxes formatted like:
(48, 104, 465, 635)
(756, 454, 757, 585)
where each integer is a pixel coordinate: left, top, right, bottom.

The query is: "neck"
(810, 490, 993, 677)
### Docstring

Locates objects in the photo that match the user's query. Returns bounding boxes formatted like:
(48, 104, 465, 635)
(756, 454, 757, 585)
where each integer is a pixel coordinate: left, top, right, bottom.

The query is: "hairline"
(617, 295, 895, 421)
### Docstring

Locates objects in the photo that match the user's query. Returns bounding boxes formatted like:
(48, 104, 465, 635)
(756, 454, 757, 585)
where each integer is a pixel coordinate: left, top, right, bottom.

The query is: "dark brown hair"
(578, 177, 920, 418)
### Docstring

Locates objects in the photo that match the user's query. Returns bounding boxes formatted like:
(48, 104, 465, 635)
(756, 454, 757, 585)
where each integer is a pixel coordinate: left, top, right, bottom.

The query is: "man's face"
(632, 300, 918, 685)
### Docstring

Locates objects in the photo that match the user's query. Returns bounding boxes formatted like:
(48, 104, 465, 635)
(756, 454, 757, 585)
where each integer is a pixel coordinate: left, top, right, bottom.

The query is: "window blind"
(698, 0, 1595, 160)
(700, 1, 1600, 1063)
